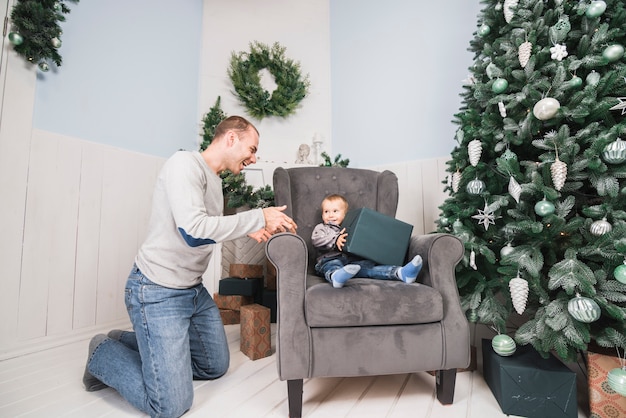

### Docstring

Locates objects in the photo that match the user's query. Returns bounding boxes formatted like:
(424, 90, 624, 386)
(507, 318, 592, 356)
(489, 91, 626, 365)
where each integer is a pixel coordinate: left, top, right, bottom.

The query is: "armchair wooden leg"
(435, 369, 457, 405)
(287, 379, 303, 418)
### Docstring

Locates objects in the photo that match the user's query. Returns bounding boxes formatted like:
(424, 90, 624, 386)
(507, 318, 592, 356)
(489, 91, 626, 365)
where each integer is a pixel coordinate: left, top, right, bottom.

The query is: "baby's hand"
(336, 228, 348, 251)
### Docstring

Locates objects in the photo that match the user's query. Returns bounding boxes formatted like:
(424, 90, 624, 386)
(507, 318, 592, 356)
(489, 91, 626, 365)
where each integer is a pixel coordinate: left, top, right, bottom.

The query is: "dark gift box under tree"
(342, 207, 413, 266)
(219, 277, 262, 304)
(482, 338, 577, 418)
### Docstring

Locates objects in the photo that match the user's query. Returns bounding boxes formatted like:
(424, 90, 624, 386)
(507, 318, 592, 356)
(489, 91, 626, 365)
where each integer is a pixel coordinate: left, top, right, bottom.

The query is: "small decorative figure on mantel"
(295, 143, 313, 164)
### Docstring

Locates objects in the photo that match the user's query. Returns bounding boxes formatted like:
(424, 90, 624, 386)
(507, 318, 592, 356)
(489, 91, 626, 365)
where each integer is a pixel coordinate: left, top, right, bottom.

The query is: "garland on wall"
(228, 41, 310, 120)
(7, 0, 79, 72)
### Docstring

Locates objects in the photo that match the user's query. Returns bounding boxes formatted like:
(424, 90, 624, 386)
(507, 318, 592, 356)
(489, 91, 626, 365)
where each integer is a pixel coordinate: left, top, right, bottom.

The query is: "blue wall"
(33, 0, 203, 157)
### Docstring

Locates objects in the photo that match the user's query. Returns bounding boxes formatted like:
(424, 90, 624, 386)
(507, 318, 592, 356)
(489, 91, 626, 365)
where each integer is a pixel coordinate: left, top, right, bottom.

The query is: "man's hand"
(336, 228, 348, 251)
(262, 205, 297, 234)
(248, 228, 272, 243)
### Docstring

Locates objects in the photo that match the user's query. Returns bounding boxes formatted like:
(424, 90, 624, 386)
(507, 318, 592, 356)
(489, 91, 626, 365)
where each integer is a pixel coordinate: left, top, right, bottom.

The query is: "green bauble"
(534, 199, 555, 216)
(466, 179, 485, 195)
(603, 138, 626, 164)
(614, 265, 626, 284)
(603, 44, 625, 63)
(569, 76, 582, 88)
(608, 368, 626, 396)
(38, 62, 49, 72)
(478, 24, 490, 37)
(568, 295, 601, 323)
(586, 0, 607, 18)
(492, 78, 508, 94)
(492, 334, 516, 356)
(8, 32, 23, 46)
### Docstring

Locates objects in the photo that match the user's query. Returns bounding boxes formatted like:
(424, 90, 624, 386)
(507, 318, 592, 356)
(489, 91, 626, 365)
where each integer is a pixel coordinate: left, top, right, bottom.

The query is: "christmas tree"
(437, 0, 626, 361)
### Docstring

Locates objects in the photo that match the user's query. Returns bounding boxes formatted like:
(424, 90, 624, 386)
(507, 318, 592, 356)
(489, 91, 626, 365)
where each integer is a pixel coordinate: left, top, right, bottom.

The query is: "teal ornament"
(439, 217, 450, 227)
(586, 71, 601, 87)
(603, 44, 625, 63)
(534, 199, 555, 216)
(492, 78, 508, 94)
(478, 24, 491, 37)
(549, 15, 571, 44)
(614, 264, 626, 284)
(569, 75, 582, 88)
(608, 367, 626, 396)
(467, 309, 478, 322)
(452, 219, 463, 232)
(492, 334, 516, 356)
(568, 294, 601, 323)
(533, 97, 560, 120)
(8, 32, 23, 46)
(603, 138, 626, 164)
(466, 179, 485, 195)
(586, 0, 607, 18)
(38, 62, 49, 72)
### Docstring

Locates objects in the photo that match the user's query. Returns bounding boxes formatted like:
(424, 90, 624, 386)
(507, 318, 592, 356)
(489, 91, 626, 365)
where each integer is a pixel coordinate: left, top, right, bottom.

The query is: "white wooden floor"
(0, 324, 590, 418)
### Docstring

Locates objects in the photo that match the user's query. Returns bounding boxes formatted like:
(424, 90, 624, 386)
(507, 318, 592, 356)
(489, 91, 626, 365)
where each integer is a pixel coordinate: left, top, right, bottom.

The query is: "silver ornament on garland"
(468, 139, 482, 167)
(586, 0, 607, 18)
(590, 217, 612, 236)
(451, 170, 462, 193)
(551, 157, 567, 191)
(508, 176, 522, 203)
(518, 41, 532, 68)
(533, 97, 561, 120)
(568, 293, 601, 323)
(602, 138, 626, 164)
(509, 275, 529, 315)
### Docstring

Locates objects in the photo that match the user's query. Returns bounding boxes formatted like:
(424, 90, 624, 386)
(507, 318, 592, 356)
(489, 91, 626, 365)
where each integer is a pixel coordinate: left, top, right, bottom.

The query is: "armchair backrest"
(273, 166, 399, 265)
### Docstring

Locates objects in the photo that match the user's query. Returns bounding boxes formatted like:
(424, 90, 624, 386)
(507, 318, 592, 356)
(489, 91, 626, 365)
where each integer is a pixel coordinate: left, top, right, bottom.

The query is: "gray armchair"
(265, 166, 470, 417)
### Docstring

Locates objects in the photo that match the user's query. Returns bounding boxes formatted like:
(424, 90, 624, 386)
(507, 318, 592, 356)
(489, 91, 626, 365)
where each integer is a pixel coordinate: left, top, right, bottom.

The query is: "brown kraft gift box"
(219, 309, 240, 325)
(229, 263, 264, 279)
(213, 293, 254, 311)
(240, 304, 272, 360)
(587, 350, 626, 417)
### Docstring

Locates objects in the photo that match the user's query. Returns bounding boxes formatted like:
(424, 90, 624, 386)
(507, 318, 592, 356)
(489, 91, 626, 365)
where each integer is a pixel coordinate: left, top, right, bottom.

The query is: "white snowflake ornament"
(472, 201, 499, 230)
(550, 44, 568, 61)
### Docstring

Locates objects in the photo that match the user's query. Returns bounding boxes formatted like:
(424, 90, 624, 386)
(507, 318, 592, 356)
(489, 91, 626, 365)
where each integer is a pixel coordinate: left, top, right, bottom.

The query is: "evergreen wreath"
(8, 0, 79, 72)
(228, 41, 310, 120)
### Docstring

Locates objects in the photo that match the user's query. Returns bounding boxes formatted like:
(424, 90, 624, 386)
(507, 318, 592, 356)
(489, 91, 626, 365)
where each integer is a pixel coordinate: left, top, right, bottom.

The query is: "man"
(83, 116, 296, 417)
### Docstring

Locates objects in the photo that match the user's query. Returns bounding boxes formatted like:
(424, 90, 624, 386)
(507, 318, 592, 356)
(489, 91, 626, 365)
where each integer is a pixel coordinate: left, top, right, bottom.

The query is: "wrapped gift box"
(240, 304, 272, 360)
(229, 263, 264, 279)
(213, 293, 253, 311)
(342, 207, 413, 266)
(587, 349, 626, 418)
(219, 277, 262, 303)
(219, 309, 240, 325)
(482, 338, 577, 418)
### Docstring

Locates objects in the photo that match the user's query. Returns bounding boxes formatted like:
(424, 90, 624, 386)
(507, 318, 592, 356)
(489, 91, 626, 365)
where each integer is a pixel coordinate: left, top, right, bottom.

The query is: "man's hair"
(322, 194, 349, 210)
(213, 116, 259, 140)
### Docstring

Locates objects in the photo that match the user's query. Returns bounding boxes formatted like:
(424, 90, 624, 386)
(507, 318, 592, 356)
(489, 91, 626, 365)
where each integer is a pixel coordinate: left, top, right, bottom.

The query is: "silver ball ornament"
(602, 138, 626, 164)
(586, 1, 607, 18)
(587, 71, 601, 87)
(533, 98, 560, 120)
(603, 44, 625, 63)
(38, 62, 50, 72)
(590, 218, 612, 236)
(51, 37, 62, 48)
(568, 294, 601, 323)
(466, 179, 485, 195)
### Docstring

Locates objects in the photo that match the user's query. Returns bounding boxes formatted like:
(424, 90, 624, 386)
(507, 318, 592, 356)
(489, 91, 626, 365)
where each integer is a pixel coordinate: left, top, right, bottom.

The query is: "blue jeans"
(87, 265, 229, 418)
(315, 254, 399, 282)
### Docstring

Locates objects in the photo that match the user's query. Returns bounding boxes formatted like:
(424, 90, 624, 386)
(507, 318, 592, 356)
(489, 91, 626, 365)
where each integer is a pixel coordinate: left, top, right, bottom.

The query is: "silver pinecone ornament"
(451, 170, 462, 193)
(518, 41, 532, 68)
(468, 139, 483, 167)
(551, 157, 567, 191)
(509, 275, 529, 315)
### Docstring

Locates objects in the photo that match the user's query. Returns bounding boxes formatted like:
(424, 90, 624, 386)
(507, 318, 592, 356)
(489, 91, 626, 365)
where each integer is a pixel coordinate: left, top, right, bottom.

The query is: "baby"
(311, 194, 422, 288)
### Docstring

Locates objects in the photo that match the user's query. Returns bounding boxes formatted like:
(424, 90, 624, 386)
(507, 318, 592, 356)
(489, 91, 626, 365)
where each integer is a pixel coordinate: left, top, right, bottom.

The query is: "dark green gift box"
(482, 338, 577, 418)
(219, 277, 262, 304)
(342, 207, 413, 266)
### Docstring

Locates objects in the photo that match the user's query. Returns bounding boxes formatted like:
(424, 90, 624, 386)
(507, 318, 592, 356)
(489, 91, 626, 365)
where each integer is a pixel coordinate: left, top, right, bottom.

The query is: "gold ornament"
(509, 276, 529, 315)
(550, 157, 567, 191)
(468, 139, 483, 167)
(518, 41, 532, 68)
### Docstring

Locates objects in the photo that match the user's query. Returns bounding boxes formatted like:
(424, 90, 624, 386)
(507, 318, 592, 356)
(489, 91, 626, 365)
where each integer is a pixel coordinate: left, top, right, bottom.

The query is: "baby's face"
(321, 199, 347, 225)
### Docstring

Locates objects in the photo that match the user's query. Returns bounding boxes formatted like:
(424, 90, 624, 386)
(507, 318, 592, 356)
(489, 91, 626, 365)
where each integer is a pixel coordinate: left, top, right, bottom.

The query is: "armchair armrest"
(409, 233, 470, 368)
(265, 232, 312, 380)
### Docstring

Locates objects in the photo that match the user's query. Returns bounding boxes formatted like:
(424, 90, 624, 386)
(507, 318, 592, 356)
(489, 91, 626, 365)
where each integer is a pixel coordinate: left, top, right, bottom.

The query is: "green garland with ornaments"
(228, 41, 310, 120)
(8, 0, 79, 72)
